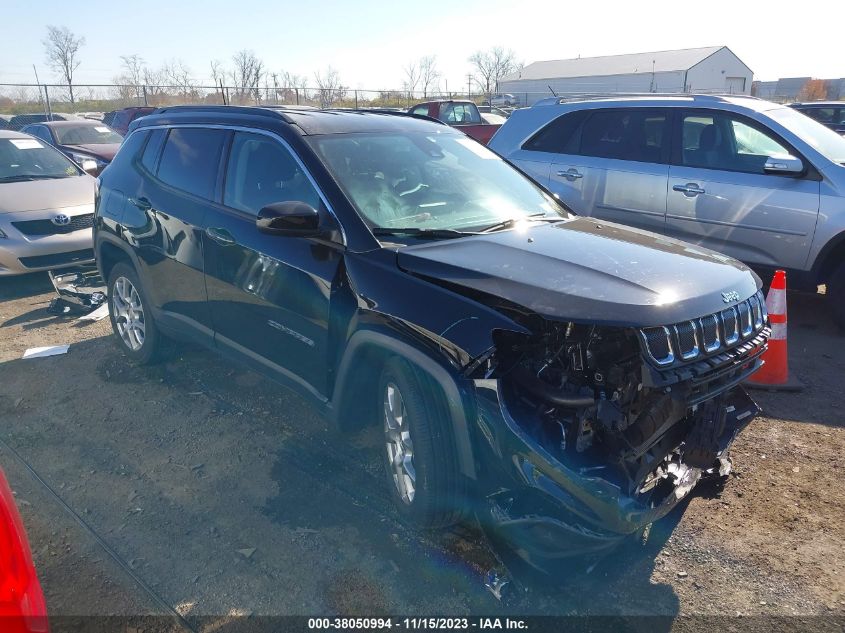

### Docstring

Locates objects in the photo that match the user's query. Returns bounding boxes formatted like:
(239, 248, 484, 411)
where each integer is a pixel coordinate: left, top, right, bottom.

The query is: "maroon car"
(106, 106, 155, 136)
(20, 120, 123, 175)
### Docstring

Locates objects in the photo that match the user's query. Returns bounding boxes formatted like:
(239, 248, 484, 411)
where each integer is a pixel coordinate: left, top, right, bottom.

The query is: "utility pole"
(467, 74, 473, 99)
(272, 73, 278, 104)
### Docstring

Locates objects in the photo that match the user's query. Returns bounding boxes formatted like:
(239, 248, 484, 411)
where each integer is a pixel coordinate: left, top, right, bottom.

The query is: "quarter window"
(522, 111, 587, 154)
(156, 128, 227, 200)
(223, 132, 321, 214)
(141, 129, 165, 173)
(579, 110, 667, 163)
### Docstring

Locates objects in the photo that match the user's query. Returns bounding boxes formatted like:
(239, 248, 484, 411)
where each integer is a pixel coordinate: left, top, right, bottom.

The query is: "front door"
(665, 110, 820, 270)
(203, 131, 342, 398)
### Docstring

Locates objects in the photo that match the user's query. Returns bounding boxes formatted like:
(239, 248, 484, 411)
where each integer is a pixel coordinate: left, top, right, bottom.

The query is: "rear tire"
(379, 357, 466, 528)
(107, 262, 163, 364)
(829, 260, 845, 331)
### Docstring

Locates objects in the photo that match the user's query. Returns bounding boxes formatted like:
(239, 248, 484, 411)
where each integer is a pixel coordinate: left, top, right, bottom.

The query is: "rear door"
(203, 130, 343, 398)
(505, 109, 587, 187)
(665, 109, 820, 269)
(129, 126, 228, 339)
(548, 108, 670, 234)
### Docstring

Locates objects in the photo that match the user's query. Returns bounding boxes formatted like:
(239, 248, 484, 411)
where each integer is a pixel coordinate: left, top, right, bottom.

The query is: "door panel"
(665, 110, 820, 269)
(204, 131, 341, 397)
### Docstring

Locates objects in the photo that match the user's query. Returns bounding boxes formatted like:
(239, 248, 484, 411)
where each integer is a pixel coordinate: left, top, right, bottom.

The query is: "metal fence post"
(43, 85, 52, 119)
(142, 85, 148, 106)
(295, 88, 299, 105)
(355, 90, 358, 109)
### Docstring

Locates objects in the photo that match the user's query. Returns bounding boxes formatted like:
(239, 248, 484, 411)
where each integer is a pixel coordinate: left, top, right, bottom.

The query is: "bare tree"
(797, 79, 827, 101)
(163, 59, 195, 97)
(231, 50, 265, 102)
(278, 71, 308, 103)
(43, 25, 85, 104)
(210, 60, 226, 86)
(468, 47, 521, 98)
(402, 61, 420, 96)
(314, 67, 345, 108)
(114, 54, 145, 101)
(419, 55, 440, 98)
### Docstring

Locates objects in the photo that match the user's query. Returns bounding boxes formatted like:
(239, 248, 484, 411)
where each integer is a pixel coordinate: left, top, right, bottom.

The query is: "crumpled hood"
(396, 217, 760, 327)
(0, 175, 95, 214)
(62, 143, 120, 162)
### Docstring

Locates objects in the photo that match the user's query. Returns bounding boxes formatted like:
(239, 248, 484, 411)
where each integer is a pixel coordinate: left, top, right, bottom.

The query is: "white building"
(498, 46, 753, 106)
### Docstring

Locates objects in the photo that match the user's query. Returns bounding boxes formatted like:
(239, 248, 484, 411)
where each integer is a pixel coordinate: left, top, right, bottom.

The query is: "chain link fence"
(0, 83, 487, 120)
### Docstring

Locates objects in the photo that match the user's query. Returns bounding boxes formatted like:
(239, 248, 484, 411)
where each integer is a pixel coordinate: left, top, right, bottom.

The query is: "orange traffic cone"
(746, 270, 803, 391)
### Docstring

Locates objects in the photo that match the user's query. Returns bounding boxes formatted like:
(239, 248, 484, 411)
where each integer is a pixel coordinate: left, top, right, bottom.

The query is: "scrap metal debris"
(22, 345, 69, 359)
(484, 569, 510, 600)
(46, 266, 107, 317)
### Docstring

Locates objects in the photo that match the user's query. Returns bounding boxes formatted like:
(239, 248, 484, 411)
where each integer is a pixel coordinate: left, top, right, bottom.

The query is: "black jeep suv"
(94, 106, 770, 570)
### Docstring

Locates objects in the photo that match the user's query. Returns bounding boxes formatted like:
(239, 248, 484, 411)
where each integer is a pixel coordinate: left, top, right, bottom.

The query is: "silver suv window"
(768, 107, 845, 165)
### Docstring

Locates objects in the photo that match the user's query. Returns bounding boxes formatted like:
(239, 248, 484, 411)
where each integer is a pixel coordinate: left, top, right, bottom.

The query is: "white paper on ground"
(22, 345, 70, 359)
(77, 304, 109, 322)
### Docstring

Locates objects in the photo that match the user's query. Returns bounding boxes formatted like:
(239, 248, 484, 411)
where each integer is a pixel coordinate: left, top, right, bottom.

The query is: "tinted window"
(580, 109, 666, 163)
(141, 129, 165, 173)
(680, 112, 790, 174)
(107, 130, 148, 171)
(223, 132, 321, 214)
(523, 110, 587, 153)
(157, 128, 227, 199)
(799, 107, 836, 124)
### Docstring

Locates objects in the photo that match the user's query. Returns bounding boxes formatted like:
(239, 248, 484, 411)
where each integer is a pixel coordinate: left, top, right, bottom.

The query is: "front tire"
(829, 260, 845, 330)
(107, 262, 163, 364)
(379, 358, 465, 528)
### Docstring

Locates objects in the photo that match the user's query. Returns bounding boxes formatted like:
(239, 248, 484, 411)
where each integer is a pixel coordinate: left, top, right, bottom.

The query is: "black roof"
(145, 105, 447, 136)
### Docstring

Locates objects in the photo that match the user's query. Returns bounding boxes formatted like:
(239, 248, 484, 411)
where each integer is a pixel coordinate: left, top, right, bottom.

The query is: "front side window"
(310, 130, 568, 232)
(223, 132, 321, 214)
(157, 128, 228, 200)
(523, 110, 588, 154)
(0, 137, 81, 182)
(54, 124, 123, 145)
(680, 112, 791, 174)
(440, 103, 481, 124)
(579, 109, 667, 163)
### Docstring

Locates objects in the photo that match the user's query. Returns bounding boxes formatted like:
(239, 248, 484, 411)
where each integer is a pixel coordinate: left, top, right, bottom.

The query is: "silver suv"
(489, 95, 845, 327)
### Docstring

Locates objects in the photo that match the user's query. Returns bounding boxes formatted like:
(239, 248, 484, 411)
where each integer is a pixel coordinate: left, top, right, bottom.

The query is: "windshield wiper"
(0, 174, 69, 183)
(478, 213, 561, 233)
(372, 227, 478, 240)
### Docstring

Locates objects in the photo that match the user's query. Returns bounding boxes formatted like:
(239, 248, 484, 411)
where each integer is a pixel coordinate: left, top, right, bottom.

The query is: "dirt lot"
(1, 272, 844, 631)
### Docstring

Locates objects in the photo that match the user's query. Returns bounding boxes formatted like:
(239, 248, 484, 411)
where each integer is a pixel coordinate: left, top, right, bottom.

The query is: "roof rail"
(533, 92, 761, 106)
(152, 104, 296, 124)
(326, 108, 448, 126)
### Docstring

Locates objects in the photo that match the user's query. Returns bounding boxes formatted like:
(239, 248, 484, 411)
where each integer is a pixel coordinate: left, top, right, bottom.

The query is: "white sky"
(0, 0, 841, 91)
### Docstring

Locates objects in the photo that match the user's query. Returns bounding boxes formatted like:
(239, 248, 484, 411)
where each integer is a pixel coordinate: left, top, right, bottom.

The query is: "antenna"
(548, 85, 558, 97)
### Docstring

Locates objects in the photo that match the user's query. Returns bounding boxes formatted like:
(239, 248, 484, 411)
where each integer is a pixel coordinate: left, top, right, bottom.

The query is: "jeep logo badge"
(51, 214, 71, 226)
(722, 290, 740, 303)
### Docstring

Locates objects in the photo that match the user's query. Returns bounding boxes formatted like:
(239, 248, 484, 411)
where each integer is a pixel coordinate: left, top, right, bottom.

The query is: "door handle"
(556, 168, 583, 180)
(205, 227, 236, 246)
(672, 183, 706, 197)
(128, 196, 152, 211)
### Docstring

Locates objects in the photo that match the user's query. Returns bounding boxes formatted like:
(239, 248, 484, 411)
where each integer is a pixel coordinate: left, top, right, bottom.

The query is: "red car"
(408, 100, 501, 145)
(106, 107, 155, 136)
(0, 468, 48, 633)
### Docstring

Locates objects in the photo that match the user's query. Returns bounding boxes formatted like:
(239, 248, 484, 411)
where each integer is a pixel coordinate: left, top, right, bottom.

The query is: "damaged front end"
(470, 291, 770, 570)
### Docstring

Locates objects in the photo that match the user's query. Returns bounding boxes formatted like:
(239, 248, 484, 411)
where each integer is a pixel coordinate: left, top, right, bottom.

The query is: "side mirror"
(81, 159, 99, 176)
(257, 201, 321, 237)
(763, 154, 804, 175)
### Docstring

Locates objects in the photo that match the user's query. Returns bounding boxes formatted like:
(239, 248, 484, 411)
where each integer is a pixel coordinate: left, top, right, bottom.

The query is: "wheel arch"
(96, 234, 138, 283)
(813, 230, 845, 285)
(329, 329, 478, 480)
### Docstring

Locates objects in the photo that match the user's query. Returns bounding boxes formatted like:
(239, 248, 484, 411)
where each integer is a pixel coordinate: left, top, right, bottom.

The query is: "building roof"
(502, 46, 733, 82)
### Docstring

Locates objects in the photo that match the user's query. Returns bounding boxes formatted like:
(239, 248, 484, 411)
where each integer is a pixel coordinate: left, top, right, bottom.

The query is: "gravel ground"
(0, 272, 843, 632)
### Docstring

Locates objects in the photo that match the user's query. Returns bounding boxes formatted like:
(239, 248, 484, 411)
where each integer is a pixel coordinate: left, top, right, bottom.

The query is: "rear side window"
(799, 107, 836, 124)
(141, 129, 165, 173)
(579, 109, 667, 163)
(107, 129, 148, 171)
(522, 110, 587, 153)
(411, 105, 429, 117)
(157, 128, 227, 200)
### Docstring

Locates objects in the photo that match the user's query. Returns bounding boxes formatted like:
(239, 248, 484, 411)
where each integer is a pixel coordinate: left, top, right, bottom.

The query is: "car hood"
(395, 217, 760, 327)
(0, 175, 95, 214)
(62, 143, 120, 161)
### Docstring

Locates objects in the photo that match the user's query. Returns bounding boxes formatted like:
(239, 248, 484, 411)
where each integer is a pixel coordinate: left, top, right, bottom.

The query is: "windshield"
(0, 137, 81, 181)
(768, 107, 845, 165)
(310, 131, 569, 233)
(54, 124, 123, 145)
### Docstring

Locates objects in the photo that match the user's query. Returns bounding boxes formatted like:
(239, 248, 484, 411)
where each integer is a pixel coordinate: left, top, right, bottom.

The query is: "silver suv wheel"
(112, 276, 146, 351)
(384, 382, 416, 504)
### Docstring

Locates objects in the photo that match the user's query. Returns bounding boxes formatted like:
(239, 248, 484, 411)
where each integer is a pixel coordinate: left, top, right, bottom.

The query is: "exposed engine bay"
(493, 320, 761, 507)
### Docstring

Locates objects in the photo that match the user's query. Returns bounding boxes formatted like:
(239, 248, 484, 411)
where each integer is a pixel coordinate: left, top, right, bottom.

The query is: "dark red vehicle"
(408, 100, 501, 145)
(106, 106, 155, 136)
(0, 468, 48, 633)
